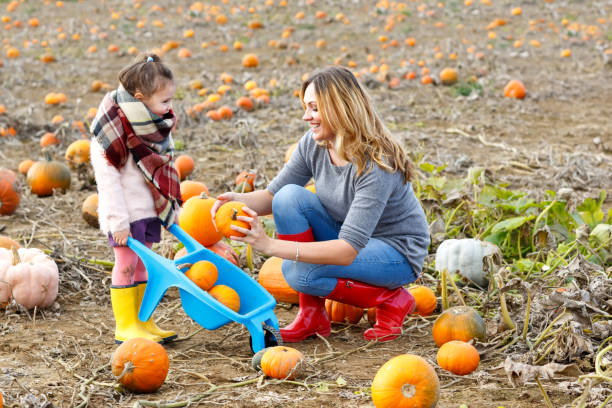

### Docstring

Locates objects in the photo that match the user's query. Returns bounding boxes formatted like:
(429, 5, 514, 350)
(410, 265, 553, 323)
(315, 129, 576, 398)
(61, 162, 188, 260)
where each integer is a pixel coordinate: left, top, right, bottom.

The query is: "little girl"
(90, 53, 182, 344)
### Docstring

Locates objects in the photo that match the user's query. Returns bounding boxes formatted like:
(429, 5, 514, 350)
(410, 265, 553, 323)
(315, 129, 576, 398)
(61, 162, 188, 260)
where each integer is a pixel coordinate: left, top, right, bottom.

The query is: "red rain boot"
(326, 279, 416, 342)
(279, 292, 331, 342)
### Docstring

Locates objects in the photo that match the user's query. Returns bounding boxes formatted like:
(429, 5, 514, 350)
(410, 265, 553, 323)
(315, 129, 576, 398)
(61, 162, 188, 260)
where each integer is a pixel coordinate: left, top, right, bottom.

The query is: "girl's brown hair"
(118, 53, 173, 97)
(300, 66, 414, 182)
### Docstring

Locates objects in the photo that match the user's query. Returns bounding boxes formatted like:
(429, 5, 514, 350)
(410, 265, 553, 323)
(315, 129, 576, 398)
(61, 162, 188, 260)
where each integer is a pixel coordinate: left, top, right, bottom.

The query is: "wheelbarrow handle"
(168, 223, 204, 253)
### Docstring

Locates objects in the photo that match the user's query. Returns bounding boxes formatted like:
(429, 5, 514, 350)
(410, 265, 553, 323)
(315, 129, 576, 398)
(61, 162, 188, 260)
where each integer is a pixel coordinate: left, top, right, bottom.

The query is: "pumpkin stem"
(198, 192, 209, 199)
(400, 383, 416, 399)
(11, 246, 20, 265)
(114, 360, 135, 381)
(440, 268, 448, 310)
(231, 208, 238, 220)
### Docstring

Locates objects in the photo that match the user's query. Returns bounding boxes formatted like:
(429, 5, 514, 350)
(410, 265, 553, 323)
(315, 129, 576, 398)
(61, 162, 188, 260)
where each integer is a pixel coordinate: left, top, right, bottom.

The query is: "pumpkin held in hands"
(111, 337, 169, 393)
(0, 247, 59, 309)
(214, 201, 250, 238)
(371, 354, 440, 408)
(178, 193, 223, 246)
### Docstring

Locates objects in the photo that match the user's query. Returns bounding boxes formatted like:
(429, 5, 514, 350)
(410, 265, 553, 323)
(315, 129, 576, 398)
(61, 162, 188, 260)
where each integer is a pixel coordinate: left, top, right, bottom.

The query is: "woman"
(211, 66, 430, 343)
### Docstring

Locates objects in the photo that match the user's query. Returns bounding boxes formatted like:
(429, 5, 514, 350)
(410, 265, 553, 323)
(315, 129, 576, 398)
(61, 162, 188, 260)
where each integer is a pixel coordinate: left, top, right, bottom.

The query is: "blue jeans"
(272, 184, 417, 297)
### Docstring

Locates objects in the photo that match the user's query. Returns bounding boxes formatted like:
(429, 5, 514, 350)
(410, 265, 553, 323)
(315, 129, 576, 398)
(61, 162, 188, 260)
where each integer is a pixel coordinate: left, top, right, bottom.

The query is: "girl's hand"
(113, 229, 131, 246)
(211, 192, 237, 231)
(229, 206, 272, 255)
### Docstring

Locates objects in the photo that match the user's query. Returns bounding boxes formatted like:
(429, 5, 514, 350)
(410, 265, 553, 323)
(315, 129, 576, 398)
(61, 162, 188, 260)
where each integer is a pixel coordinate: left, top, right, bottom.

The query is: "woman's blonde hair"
(300, 66, 414, 182)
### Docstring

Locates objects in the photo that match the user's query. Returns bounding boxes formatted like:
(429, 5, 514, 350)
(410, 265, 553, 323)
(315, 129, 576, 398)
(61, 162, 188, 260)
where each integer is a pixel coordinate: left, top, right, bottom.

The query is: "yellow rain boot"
(110, 285, 163, 344)
(136, 281, 177, 343)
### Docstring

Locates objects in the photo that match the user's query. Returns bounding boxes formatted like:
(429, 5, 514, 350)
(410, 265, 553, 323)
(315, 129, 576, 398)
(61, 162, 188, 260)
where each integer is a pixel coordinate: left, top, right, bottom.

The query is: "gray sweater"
(268, 130, 430, 276)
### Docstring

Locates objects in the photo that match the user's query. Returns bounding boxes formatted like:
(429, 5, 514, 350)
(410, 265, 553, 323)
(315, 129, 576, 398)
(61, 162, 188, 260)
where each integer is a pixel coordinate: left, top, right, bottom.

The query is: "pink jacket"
(90, 138, 156, 234)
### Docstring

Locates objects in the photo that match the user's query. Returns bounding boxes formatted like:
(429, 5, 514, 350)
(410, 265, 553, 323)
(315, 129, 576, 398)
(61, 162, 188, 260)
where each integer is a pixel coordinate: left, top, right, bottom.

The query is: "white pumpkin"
(435, 239, 501, 288)
(0, 247, 59, 309)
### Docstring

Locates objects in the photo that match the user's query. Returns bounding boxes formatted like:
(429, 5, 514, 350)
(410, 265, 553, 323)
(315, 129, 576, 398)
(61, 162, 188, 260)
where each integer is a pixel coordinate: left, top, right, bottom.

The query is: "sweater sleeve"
(338, 166, 396, 252)
(267, 132, 313, 194)
(90, 139, 130, 233)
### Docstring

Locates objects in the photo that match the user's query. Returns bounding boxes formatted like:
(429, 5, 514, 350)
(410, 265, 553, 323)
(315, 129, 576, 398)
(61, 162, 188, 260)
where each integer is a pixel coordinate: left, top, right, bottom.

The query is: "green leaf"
(576, 191, 606, 228)
(336, 376, 347, 386)
(491, 215, 535, 233)
(419, 162, 435, 174)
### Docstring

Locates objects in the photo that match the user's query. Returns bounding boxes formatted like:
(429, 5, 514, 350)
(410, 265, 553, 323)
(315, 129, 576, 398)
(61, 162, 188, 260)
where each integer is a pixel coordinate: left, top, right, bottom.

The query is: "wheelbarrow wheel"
(249, 323, 282, 354)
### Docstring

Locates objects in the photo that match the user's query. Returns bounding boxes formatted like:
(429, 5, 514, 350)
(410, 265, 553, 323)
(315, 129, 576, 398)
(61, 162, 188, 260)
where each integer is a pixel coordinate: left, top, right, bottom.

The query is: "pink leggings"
(111, 243, 152, 286)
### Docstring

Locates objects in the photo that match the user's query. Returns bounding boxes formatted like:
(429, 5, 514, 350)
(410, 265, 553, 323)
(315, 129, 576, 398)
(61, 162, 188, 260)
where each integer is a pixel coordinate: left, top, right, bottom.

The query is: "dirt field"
(0, 0, 611, 407)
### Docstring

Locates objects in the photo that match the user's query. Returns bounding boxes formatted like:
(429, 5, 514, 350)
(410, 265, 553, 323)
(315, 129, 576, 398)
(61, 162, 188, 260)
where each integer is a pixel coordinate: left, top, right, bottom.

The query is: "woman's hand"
(113, 229, 131, 246)
(228, 206, 273, 255)
(210, 192, 237, 231)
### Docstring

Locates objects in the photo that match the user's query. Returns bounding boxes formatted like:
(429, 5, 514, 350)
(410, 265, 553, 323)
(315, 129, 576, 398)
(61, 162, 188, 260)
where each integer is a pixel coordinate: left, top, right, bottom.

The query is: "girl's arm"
(230, 207, 358, 266)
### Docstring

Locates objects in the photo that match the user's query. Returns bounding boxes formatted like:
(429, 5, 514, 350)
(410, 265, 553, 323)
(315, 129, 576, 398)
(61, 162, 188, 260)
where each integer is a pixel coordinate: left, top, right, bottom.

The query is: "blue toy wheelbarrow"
(127, 223, 282, 353)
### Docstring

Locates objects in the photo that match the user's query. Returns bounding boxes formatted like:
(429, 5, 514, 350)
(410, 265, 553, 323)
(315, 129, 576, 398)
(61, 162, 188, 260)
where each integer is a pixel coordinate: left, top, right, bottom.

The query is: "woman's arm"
(211, 188, 274, 221)
(231, 206, 358, 266)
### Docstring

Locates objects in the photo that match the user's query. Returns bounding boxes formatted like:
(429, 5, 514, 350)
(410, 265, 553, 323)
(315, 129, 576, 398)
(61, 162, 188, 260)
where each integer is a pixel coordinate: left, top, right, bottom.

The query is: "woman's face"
(302, 83, 334, 143)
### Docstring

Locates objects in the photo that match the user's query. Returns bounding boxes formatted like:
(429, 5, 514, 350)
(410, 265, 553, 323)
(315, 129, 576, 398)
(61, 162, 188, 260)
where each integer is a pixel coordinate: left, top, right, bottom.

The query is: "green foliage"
(412, 158, 611, 275)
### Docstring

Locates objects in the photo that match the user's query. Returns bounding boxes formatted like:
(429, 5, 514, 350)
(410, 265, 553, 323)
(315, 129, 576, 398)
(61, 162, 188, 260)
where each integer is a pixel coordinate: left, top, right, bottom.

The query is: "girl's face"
(302, 83, 334, 143)
(138, 81, 175, 117)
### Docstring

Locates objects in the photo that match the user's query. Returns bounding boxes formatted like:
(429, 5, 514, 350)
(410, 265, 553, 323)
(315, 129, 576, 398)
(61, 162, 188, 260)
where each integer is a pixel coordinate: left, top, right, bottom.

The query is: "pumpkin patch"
(0, 0, 608, 406)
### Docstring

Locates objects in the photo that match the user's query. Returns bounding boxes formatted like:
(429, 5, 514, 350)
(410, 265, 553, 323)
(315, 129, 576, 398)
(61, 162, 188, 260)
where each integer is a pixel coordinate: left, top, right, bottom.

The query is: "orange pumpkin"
(436, 340, 480, 375)
(111, 337, 169, 393)
(258, 256, 298, 304)
(18, 159, 35, 175)
(82, 193, 99, 228)
(178, 193, 223, 246)
(439, 67, 458, 86)
(208, 284, 240, 312)
(218, 105, 233, 120)
(235, 171, 256, 190)
(325, 299, 364, 324)
(39, 132, 60, 148)
(180, 180, 209, 202)
(185, 260, 218, 291)
(214, 201, 250, 238)
(26, 157, 71, 197)
(503, 79, 526, 99)
(174, 154, 195, 181)
(242, 53, 259, 68)
(432, 306, 486, 347)
(0, 236, 19, 249)
(407, 285, 437, 317)
(236, 96, 254, 111)
(0, 168, 20, 215)
(65, 139, 91, 168)
(206, 240, 239, 266)
(371, 354, 440, 408)
(259, 346, 304, 380)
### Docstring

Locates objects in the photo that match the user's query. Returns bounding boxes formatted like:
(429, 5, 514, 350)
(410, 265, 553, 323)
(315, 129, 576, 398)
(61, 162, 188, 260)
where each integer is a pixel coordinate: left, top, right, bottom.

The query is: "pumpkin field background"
(1, 0, 611, 407)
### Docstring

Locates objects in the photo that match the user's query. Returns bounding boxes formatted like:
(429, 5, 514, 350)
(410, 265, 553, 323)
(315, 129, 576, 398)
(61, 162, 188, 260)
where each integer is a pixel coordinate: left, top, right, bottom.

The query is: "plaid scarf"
(90, 85, 182, 227)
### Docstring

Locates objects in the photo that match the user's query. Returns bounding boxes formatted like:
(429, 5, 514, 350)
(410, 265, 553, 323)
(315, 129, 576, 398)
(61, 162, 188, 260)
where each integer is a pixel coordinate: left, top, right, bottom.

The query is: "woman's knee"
(272, 184, 307, 215)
